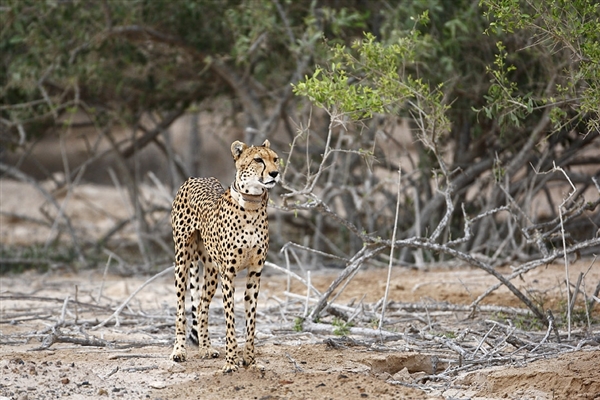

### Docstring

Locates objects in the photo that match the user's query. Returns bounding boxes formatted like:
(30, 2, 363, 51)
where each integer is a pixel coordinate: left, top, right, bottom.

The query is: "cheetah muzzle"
(169, 139, 280, 373)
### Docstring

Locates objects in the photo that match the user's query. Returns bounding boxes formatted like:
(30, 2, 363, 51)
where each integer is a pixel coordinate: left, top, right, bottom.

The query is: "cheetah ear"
(261, 139, 270, 148)
(231, 141, 247, 160)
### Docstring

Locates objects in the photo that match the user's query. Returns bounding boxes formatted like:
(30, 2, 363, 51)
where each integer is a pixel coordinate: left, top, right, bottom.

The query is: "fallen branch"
(93, 265, 174, 329)
(31, 328, 114, 351)
(307, 244, 387, 321)
(301, 321, 404, 341)
(390, 237, 547, 321)
(285, 352, 304, 372)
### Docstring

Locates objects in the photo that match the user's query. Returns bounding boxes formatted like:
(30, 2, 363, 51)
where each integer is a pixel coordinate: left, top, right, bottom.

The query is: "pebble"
(148, 381, 167, 389)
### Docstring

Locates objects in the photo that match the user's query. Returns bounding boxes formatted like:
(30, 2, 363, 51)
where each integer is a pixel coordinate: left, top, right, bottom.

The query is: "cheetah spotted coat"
(170, 139, 280, 373)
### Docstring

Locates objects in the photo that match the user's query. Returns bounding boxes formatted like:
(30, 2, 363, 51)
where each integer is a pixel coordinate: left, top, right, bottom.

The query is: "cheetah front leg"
(242, 266, 264, 371)
(220, 270, 239, 373)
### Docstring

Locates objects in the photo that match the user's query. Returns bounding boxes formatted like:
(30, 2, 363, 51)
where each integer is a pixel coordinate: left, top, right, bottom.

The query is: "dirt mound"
(456, 351, 600, 399)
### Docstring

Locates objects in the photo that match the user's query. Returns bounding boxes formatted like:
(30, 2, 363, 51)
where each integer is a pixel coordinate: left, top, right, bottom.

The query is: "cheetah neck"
(230, 182, 267, 210)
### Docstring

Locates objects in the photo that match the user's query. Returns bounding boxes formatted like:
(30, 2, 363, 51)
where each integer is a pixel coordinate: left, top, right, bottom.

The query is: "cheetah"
(169, 139, 280, 373)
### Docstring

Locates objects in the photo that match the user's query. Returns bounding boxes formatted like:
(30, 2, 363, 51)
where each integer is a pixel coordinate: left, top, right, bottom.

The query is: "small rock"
(411, 371, 427, 382)
(167, 362, 185, 373)
(60, 378, 70, 385)
(391, 367, 411, 382)
(375, 372, 391, 381)
(149, 381, 167, 389)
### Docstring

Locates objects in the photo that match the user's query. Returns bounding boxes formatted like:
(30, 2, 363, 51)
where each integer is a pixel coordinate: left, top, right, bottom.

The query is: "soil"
(1, 262, 599, 400)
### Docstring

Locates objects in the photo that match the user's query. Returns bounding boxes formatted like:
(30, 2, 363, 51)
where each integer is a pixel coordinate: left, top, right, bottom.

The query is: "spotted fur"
(169, 139, 280, 373)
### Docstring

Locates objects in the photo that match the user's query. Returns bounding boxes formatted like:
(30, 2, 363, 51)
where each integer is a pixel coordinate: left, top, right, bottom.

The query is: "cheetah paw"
(199, 346, 220, 359)
(248, 362, 265, 373)
(240, 356, 265, 372)
(170, 348, 187, 363)
(221, 362, 239, 373)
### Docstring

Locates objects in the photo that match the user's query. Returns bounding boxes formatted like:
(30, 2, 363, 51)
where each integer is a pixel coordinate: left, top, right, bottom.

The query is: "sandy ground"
(1, 262, 599, 400)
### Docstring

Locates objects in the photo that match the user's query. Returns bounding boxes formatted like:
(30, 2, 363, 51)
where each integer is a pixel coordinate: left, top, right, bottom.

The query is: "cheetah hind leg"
(170, 241, 192, 363)
(240, 268, 265, 372)
(194, 250, 220, 359)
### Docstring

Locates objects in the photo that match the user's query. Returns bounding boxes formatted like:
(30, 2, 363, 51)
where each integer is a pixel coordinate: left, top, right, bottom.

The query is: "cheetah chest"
(232, 214, 268, 269)
(204, 205, 268, 272)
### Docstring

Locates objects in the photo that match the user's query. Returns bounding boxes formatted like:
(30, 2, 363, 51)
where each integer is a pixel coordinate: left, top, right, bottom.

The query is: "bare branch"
(308, 245, 387, 321)
(93, 266, 174, 329)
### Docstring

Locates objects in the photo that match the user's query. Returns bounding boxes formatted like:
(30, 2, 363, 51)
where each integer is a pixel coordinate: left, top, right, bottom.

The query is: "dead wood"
(93, 265, 174, 329)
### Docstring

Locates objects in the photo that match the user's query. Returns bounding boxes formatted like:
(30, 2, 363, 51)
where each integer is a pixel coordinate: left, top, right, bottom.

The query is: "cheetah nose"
(269, 171, 279, 179)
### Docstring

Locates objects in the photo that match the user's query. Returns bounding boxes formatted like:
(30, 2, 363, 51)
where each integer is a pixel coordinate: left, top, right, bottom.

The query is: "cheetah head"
(231, 139, 280, 195)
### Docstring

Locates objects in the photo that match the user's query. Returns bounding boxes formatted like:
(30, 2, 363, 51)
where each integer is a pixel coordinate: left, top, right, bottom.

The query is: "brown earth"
(1, 261, 599, 400)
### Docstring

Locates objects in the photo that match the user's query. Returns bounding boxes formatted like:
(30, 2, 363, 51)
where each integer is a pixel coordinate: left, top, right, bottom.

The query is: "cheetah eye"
(273, 157, 279, 163)
(254, 157, 263, 163)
